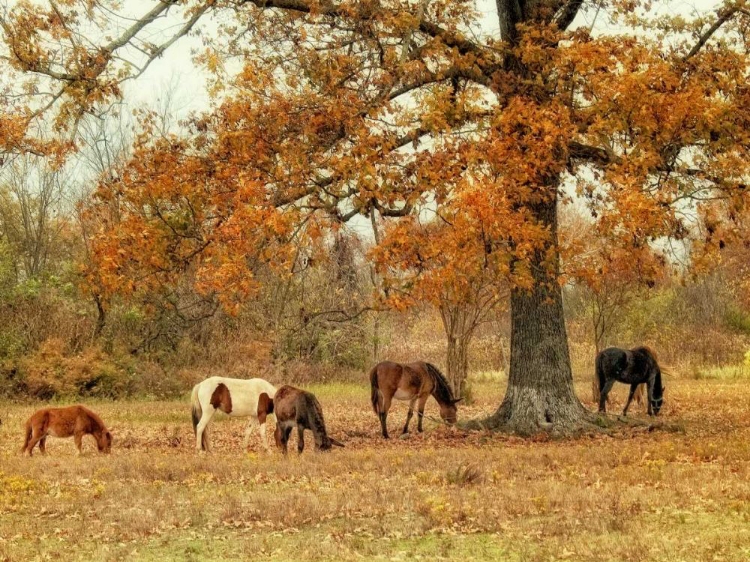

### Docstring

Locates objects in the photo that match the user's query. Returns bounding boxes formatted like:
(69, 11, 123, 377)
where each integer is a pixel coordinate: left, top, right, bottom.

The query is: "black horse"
(596, 346, 665, 416)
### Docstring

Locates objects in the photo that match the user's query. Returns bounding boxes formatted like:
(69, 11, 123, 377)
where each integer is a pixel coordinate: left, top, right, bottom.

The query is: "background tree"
(1, 0, 748, 433)
(562, 207, 668, 403)
(373, 214, 507, 398)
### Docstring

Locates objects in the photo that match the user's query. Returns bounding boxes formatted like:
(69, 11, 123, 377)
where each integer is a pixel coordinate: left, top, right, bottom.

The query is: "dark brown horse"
(369, 361, 460, 439)
(260, 385, 344, 454)
(596, 346, 665, 416)
(21, 405, 113, 456)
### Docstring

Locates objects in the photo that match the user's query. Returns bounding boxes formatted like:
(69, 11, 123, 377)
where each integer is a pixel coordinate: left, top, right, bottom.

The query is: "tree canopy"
(1, 0, 748, 433)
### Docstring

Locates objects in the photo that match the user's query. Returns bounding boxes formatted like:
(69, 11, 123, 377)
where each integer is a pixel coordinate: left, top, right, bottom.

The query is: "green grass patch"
(694, 364, 750, 380)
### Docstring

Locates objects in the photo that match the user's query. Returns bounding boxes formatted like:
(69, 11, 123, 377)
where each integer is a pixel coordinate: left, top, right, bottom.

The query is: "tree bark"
(93, 293, 106, 339)
(446, 333, 470, 399)
(473, 190, 591, 434)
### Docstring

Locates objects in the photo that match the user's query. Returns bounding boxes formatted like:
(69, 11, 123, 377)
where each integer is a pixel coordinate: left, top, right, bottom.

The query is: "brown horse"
(259, 385, 344, 454)
(21, 405, 113, 456)
(369, 361, 460, 439)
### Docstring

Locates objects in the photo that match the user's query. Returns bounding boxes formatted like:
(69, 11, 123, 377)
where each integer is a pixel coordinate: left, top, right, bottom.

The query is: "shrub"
(15, 339, 130, 399)
(725, 307, 750, 335)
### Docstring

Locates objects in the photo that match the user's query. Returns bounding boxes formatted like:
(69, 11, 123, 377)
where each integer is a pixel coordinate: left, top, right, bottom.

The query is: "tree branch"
(684, 4, 742, 61)
(553, 0, 585, 31)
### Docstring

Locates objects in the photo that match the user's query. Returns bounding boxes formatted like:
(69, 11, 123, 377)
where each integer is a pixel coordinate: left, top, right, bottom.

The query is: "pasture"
(1, 376, 749, 562)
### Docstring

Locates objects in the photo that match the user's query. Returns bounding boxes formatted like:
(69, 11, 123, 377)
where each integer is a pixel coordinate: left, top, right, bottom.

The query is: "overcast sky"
(123, 0, 723, 121)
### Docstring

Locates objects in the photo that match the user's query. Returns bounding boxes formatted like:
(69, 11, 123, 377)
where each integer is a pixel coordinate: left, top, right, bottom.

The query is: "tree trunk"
(446, 333, 470, 399)
(93, 293, 106, 339)
(372, 312, 381, 363)
(475, 192, 591, 434)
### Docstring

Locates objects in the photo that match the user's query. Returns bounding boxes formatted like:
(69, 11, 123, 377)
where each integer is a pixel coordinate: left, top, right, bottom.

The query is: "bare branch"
(684, 4, 743, 61)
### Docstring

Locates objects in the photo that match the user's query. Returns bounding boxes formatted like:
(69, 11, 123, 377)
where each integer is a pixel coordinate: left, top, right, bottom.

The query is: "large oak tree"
(1, 0, 748, 433)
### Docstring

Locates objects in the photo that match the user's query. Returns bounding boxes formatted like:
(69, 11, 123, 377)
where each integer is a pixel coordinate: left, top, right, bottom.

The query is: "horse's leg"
(258, 418, 271, 453)
(39, 437, 47, 455)
(25, 428, 44, 456)
(74, 432, 84, 455)
(242, 418, 257, 451)
(647, 380, 654, 416)
(297, 426, 305, 454)
(280, 426, 293, 456)
(402, 397, 417, 435)
(622, 384, 638, 416)
(417, 394, 429, 432)
(195, 408, 216, 452)
(380, 394, 392, 439)
(598, 379, 616, 413)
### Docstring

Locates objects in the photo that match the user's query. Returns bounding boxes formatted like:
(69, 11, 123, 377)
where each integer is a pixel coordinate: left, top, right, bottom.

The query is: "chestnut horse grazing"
(262, 385, 344, 454)
(191, 376, 277, 452)
(369, 361, 460, 439)
(21, 405, 112, 456)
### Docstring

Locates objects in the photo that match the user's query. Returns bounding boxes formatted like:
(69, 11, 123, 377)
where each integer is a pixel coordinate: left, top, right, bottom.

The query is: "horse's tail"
(369, 364, 381, 414)
(20, 419, 32, 454)
(306, 394, 339, 448)
(191, 384, 208, 451)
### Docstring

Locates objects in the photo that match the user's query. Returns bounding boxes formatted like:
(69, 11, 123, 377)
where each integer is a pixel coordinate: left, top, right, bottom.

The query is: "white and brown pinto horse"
(369, 361, 461, 439)
(191, 377, 277, 452)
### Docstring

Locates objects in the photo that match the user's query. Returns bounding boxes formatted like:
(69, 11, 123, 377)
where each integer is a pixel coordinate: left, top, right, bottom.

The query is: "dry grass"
(1, 378, 749, 561)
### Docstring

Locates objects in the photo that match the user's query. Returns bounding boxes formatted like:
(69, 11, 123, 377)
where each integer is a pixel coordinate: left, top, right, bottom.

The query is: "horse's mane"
(631, 346, 661, 370)
(79, 405, 108, 433)
(633, 345, 658, 362)
(425, 363, 456, 403)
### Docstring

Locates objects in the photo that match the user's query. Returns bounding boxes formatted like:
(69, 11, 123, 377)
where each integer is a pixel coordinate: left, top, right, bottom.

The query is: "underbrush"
(693, 364, 750, 380)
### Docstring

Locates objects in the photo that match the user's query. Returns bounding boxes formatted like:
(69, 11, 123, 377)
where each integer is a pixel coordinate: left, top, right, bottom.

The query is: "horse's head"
(651, 366, 665, 415)
(97, 430, 113, 453)
(439, 399, 462, 425)
(651, 385, 665, 416)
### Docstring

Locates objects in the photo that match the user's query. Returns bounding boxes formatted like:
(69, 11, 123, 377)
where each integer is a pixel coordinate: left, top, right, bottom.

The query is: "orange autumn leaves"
(1, 1, 747, 316)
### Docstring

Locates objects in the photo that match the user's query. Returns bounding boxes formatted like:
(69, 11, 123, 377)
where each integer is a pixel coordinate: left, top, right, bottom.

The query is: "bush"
(725, 307, 750, 335)
(14, 339, 129, 399)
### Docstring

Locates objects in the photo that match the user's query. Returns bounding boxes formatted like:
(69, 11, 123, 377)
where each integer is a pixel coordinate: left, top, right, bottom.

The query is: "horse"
(21, 405, 113, 456)
(596, 346, 665, 416)
(369, 361, 461, 439)
(191, 376, 277, 452)
(261, 385, 344, 454)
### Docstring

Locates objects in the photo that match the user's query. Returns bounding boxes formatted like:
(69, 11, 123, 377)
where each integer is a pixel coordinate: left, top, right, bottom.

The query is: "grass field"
(1, 377, 749, 561)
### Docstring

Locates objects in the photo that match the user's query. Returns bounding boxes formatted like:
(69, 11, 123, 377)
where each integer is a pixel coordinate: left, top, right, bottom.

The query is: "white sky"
(123, 0, 723, 121)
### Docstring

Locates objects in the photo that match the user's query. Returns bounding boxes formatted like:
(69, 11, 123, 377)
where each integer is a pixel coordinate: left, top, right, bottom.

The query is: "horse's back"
(598, 347, 627, 364)
(370, 360, 428, 400)
(28, 405, 95, 437)
(630, 347, 658, 373)
(370, 361, 403, 386)
(197, 376, 277, 417)
(273, 385, 303, 423)
(597, 347, 628, 376)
